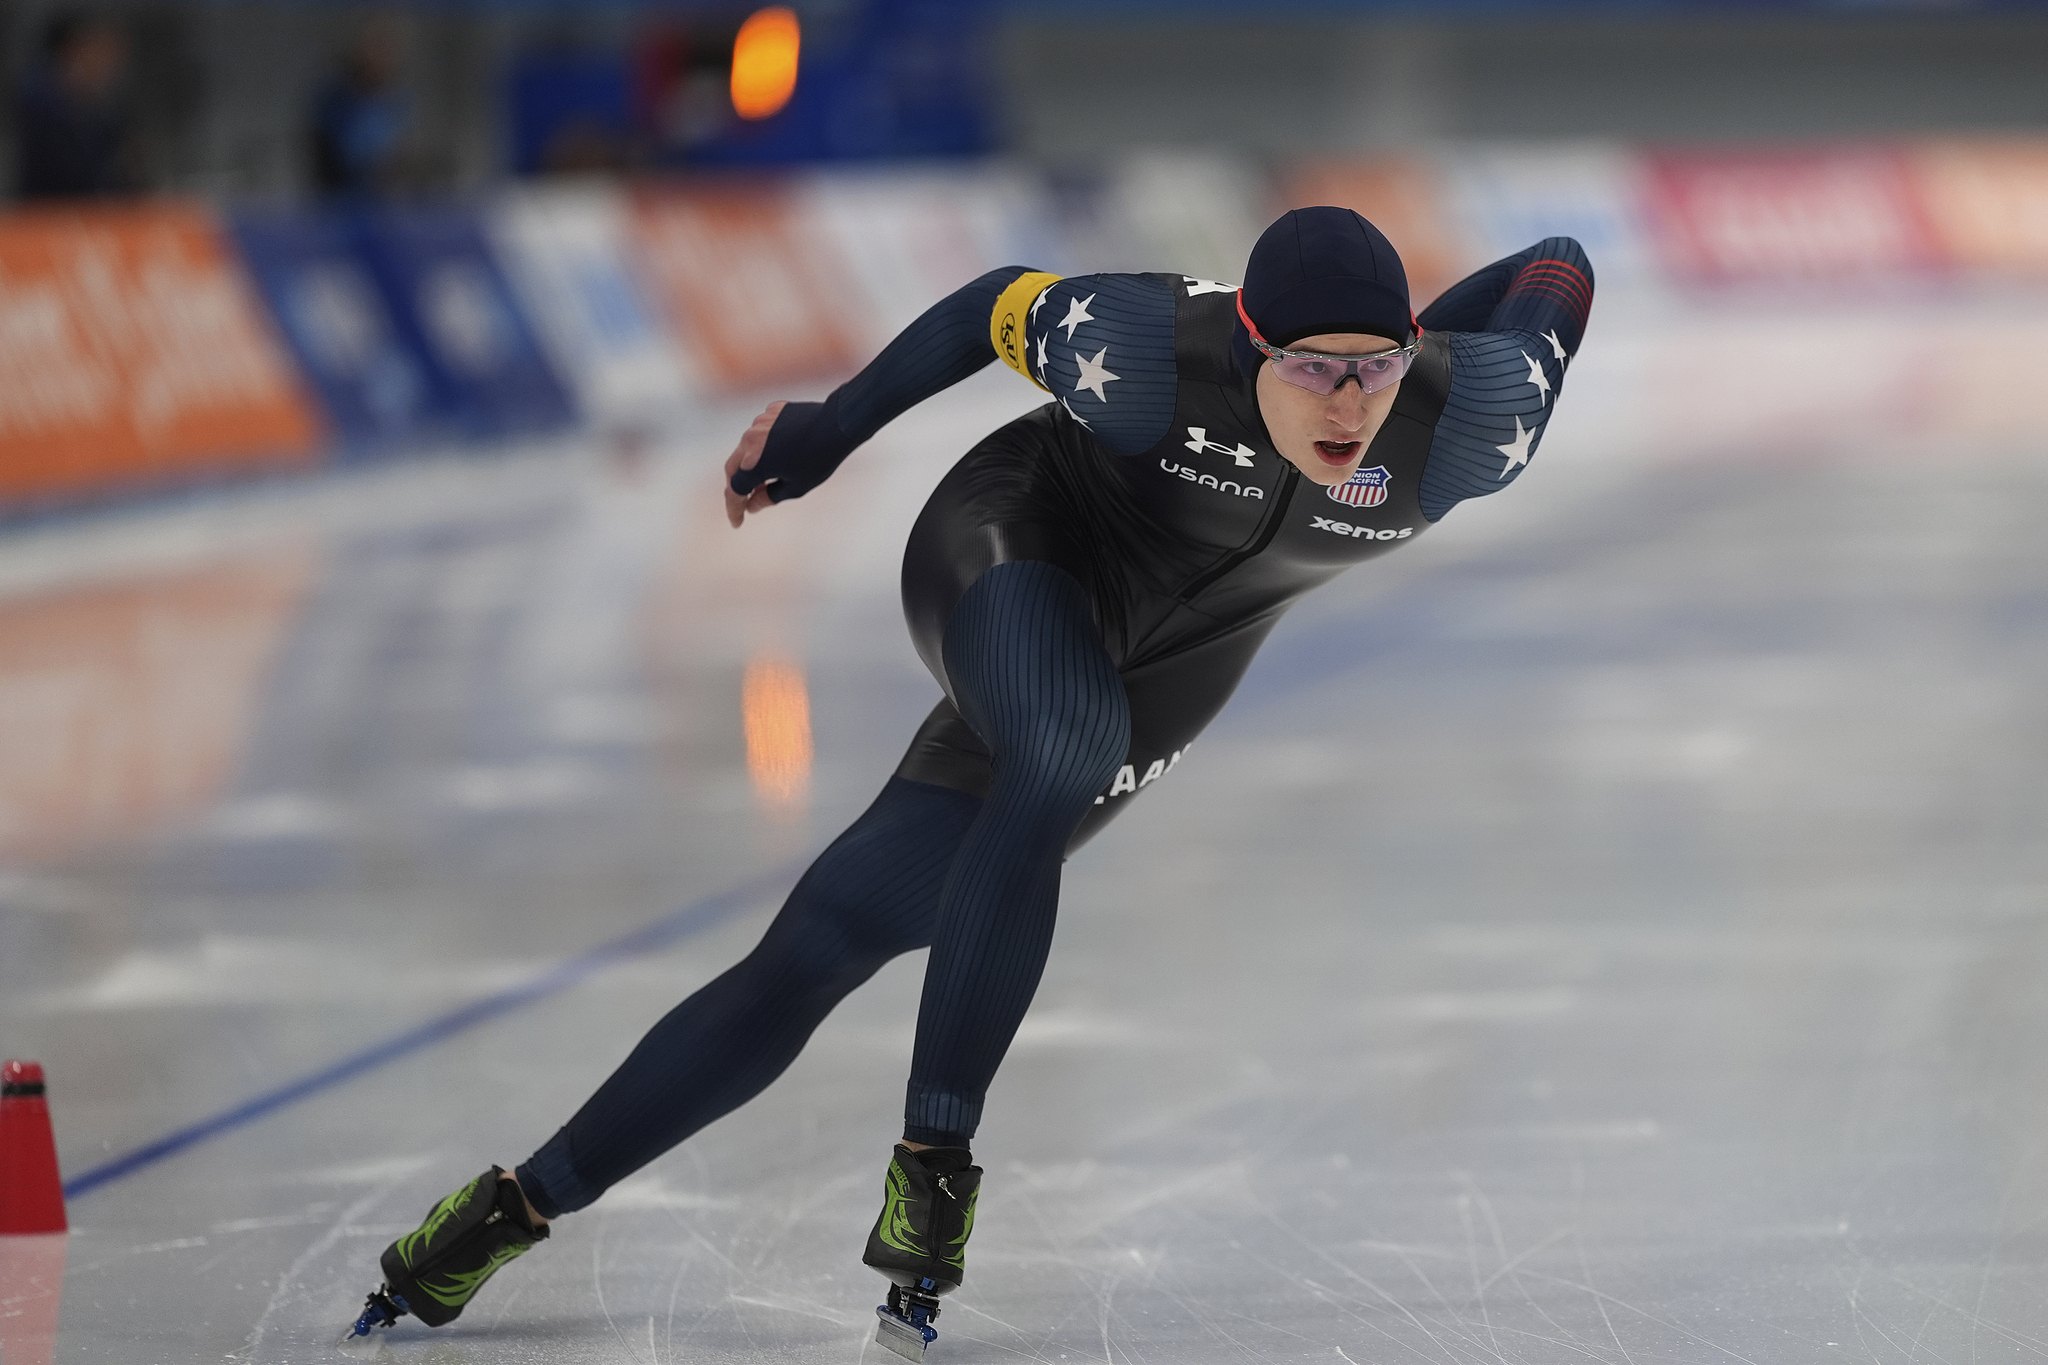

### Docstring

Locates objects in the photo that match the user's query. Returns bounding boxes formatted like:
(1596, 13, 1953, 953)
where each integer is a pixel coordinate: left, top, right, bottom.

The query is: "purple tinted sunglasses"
(1237, 291, 1421, 396)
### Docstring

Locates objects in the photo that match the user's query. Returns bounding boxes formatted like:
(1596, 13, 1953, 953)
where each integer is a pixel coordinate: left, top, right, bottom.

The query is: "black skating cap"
(1233, 206, 1411, 377)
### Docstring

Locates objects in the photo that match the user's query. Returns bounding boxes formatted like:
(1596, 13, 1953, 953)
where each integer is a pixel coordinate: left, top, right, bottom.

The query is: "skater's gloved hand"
(724, 396, 859, 528)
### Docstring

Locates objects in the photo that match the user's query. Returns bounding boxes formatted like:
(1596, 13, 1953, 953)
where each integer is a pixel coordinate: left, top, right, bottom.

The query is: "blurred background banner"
(3, 1, 2048, 508)
(1442, 145, 1657, 291)
(15, 137, 2048, 508)
(488, 181, 701, 427)
(1906, 139, 2048, 276)
(350, 206, 578, 439)
(229, 207, 437, 449)
(628, 177, 864, 389)
(0, 203, 319, 507)
(1643, 145, 1945, 283)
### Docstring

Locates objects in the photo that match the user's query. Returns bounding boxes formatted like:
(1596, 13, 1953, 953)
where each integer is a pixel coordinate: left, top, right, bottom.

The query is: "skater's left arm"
(1413, 237, 1593, 522)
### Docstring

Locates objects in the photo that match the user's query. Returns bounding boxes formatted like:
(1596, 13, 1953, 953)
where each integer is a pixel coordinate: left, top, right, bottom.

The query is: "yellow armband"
(989, 271, 1063, 392)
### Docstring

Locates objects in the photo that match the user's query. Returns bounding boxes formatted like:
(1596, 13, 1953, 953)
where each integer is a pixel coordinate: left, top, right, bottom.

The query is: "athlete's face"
(1255, 333, 1403, 486)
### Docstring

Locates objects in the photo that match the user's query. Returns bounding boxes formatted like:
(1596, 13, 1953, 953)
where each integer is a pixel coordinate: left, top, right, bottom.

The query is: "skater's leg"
(516, 776, 982, 1216)
(902, 560, 1130, 1146)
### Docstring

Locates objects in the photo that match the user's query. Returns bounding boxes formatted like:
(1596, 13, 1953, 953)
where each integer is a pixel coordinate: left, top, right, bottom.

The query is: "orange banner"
(629, 180, 861, 391)
(0, 547, 316, 862)
(0, 202, 321, 506)
(1906, 139, 2048, 276)
(1278, 158, 1471, 304)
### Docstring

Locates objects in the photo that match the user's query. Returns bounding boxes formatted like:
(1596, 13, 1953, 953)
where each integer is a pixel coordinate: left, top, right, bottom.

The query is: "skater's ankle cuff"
(513, 1160, 566, 1220)
(901, 1125, 972, 1149)
(519, 1127, 603, 1216)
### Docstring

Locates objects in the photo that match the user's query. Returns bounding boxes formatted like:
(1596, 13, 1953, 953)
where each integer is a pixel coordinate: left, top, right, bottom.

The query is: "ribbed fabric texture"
(1415, 237, 1593, 522)
(516, 562, 1131, 1211)
(1417, 248, 1519, 333)
(835, 265, 1033, 444)
(1019, 272, 1180, 456)
(734, 265, 1032, 505)
(1416, 236, 1592, 348)
(1492, 238, 1594, 346)
(518, 776, 982, 1215)
(906, 560, 1130, 1144)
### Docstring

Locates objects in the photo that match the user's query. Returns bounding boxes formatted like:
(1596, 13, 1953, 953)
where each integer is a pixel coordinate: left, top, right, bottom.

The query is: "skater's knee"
(750, 880, 930, 996)
(747, 777, 967, 985)
(757, 913, 911, 995)
(990, 703, 1128, 812)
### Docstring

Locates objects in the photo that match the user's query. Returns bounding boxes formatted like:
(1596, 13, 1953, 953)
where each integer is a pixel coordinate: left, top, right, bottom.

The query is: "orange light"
(730, 7, 800, 121)
(742, 656, 812, 809)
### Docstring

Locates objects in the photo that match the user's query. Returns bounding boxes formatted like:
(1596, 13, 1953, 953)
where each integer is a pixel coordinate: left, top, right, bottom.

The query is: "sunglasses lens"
(1356, 354, 1413, 394)
(1272, 356, 1342, 395)
(1269, 351, 1414, 396)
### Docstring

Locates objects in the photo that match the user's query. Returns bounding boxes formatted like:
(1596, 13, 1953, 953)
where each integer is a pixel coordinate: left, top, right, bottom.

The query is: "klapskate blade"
(873, 1311, 930, 1362)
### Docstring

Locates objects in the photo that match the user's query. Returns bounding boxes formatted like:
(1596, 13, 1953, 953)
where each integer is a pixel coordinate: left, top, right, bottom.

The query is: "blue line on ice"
(61, 864, 798, 1200)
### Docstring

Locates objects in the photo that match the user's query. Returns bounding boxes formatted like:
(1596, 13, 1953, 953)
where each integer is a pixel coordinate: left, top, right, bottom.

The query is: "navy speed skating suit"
(512, 232, 1594, 1218)
(891, 252, 1588, 848)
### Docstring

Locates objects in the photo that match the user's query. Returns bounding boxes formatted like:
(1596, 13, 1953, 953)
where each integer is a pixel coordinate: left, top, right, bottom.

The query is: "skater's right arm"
(725, 265, 1044, 527)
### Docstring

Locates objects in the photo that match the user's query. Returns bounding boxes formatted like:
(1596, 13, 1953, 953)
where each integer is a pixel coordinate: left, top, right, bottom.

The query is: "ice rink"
(4, 291, 2047, 1364)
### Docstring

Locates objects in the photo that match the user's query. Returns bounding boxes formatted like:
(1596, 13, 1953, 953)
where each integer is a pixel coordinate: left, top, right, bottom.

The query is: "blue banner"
(355, 207, 578, 439)
(229, 209, 436, 450)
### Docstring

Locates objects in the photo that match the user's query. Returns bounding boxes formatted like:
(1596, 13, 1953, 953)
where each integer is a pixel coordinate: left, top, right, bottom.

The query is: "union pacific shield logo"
(1327, 464, 1391, 508)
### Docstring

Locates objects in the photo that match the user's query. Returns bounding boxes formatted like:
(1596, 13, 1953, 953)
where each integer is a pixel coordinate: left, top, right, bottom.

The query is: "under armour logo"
(1182, 277, 1238, 296)
(1184, 427, 1256, 467)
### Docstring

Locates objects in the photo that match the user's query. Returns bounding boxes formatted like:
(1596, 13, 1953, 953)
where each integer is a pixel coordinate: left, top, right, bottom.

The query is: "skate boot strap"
(379, 1167, 547, 1328)
(899, 1144, 975, 1174)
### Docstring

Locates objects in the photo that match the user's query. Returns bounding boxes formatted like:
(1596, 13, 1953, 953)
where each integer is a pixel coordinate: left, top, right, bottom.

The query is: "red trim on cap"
(1235, 289, 1420, 350)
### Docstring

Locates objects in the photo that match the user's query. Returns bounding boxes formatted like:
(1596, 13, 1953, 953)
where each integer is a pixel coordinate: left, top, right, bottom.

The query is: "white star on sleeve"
(1073, 347, 1119, 401)
(1522, 350, 1552, 403)
(1030, 286, 1050, 322)
(1496, 415, 1535, 479)
(1058, 293, 1095, 341)
(1059, 398, 1093, 429)
(1033, 329, 1049, 380)
(1543, 329, 1568, 363)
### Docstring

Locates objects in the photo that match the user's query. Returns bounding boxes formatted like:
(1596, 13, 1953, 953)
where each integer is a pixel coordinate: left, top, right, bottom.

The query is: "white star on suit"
(1182, 277, 1237, 296)
(1034, 330, 1050, 380)
(1030, 287, 1050, 323)
(1522, 350, 1552, 403)
(1060, 399, 1092, 428)
(1543, 329, 1568, 363)
(1496, 415, 1535, 479)
(1058, 293, 1095, 340)
(1073, 347, 1119, 401)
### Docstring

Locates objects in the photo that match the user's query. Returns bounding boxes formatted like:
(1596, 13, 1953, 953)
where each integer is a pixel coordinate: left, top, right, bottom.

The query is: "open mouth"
(1314, 440, 1361, 465)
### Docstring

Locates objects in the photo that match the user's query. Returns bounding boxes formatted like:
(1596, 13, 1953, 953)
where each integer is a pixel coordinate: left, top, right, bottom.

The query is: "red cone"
(0, 1061, 67, 1234)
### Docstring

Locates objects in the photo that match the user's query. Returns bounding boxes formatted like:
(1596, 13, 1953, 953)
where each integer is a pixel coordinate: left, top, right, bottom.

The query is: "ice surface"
(3, 300, 2048, 1363)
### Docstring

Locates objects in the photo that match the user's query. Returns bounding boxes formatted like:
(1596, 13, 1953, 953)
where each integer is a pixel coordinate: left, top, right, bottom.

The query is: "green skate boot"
(862, 1144, 981, 1361)
(344, 1166, 548, 1339)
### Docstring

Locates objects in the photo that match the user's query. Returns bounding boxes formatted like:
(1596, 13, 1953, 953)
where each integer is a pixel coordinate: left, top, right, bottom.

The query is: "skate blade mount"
(339, 1289, 409, 1345)
(874, 1282, 942, 1363)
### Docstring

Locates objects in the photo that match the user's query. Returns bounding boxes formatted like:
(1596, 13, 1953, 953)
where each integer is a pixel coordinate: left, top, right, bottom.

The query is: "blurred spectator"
(14, 11, 136, 199)
(310, 24, 409, 198)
